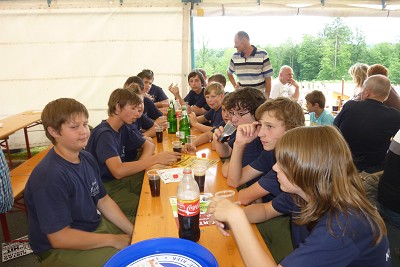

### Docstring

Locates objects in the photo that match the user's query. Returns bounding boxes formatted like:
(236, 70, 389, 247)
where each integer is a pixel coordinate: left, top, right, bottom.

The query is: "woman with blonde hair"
(208, 126, 390, 266)
(348, 62, 369, 100)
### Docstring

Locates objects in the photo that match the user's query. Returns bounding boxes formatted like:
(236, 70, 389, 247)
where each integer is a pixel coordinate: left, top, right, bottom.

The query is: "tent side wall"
(0, 5, 191, 148)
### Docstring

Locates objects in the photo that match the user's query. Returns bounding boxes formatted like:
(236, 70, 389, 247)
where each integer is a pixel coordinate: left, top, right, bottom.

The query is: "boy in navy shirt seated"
(137, 69, 169, 108)
(189, 82, 224, 133)
(25, 98, 134, 266)
(224, 97, 305, 262)
(86, 89, 180, 218)
(213, 87, 266, 177)
(123, 76, 163, 121)
(169, 70, 210, 116)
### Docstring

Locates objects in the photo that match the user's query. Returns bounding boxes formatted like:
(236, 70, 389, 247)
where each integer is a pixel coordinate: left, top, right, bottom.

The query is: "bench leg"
(0, 213, 11, 243)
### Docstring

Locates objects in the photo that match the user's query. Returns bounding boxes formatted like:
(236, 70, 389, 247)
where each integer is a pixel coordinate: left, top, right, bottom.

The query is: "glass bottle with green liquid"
(167, 100, 177, 134)
(179, 105, 190, 143)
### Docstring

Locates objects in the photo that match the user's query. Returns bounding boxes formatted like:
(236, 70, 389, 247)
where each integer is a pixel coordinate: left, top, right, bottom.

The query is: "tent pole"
(190, 16, 195, 70)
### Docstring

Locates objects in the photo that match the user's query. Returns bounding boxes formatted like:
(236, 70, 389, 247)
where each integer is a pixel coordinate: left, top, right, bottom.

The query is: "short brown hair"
(188, 70, 205, 87)
(305, 90, 326, 109)
(255, 97, 305, 130)
(226, 87, 266, 116)
(42, 98, 88, 145)
(107, 89, 142, 116)
(367, 64, 388, 77)
(208, 73, 227, 87)
(204, 82, 224, 96)
(137, 69, 154, 80)
(123, 76, 144, 90)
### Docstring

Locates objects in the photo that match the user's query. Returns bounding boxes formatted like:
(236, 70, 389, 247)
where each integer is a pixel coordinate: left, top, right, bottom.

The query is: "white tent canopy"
(0, 0, 398, 148)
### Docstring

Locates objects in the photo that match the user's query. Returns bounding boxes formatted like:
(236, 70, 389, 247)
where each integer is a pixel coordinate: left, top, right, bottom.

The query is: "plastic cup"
(185, 135, 197, 154)
(215, 190, 235, 201)
(147, 170, 161, 197)
(193, 165, 206, 192)
(218, 121, 236, 142)
(155, 126, 163, 143)
(172, 141, 182, 160)
(215, 190, 236, 230)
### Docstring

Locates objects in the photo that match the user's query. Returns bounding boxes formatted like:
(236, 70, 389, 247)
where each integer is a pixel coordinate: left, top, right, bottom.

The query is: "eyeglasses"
(228, 110, 250, 118)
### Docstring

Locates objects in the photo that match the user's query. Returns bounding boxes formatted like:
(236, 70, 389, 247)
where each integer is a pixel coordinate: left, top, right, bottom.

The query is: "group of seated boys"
(23, 67, 399, 266)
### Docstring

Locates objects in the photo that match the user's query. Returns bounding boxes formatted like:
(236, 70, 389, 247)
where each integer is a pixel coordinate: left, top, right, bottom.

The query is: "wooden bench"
(0, 146, 51, 243)
(9, 146, 52, 197)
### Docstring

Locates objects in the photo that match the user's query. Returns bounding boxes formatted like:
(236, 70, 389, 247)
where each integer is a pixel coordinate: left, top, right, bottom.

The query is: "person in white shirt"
(270, 65, 300, 101)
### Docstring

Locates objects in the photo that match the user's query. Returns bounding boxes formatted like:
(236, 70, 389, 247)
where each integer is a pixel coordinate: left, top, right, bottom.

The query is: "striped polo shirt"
(227, 45, 274, 91)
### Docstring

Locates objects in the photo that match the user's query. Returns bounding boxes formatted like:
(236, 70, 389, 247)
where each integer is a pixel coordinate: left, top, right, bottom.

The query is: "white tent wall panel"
(0, 6, 190, 149)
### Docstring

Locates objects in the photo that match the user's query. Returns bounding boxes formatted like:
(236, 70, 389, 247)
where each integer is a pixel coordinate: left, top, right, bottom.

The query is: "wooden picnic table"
(0, 110, 42, 168)
(131, 131, 270, 266)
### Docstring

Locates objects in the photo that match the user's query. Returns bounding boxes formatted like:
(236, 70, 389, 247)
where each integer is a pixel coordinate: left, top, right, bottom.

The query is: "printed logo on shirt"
(121, 145, 125, 158)
(90, 181, 99, 196)
(386, 248, 391, 262)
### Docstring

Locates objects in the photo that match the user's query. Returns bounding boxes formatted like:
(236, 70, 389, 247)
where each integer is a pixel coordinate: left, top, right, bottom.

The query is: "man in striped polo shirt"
(227, 31, 274, 98)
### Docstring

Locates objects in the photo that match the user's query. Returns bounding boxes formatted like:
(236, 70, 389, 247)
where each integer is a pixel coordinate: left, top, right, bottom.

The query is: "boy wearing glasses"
(213, 87, 266, 178)
(189, 82, 225, 133)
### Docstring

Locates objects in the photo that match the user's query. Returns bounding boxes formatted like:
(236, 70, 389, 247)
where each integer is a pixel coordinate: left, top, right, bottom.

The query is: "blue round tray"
(104, 237, 218, 267)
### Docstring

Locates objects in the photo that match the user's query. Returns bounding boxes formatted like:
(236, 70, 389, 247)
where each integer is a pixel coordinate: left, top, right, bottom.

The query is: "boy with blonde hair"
(189, 82, 224, 133)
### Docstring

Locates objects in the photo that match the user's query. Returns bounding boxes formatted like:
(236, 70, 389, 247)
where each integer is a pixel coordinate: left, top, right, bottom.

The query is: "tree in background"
(195, 17, 400, 85)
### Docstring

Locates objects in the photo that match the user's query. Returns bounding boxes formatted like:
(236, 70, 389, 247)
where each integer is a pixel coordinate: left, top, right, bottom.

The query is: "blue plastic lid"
(104, 237, 218, 267)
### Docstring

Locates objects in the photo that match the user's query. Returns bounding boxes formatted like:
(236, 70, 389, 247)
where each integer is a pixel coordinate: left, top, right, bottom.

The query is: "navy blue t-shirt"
(248, 150, 277, 202)
(272, 193, 391, 267)
(86, 120, 146, 182)
(143, 96, 162, 120)
(249, 150, 276, 173)
(204, 107, 223, 128)
(228, 133, 264, 167)
(257, 170, 282, 197)
(25, 148, 107, 253)
(184, 88, 210, 111)
(131, 114, 154, 132)
(148, 84, 168, 103)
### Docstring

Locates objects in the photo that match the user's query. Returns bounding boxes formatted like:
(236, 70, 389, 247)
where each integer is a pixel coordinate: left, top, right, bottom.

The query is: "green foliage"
(194, 17, 400, 84)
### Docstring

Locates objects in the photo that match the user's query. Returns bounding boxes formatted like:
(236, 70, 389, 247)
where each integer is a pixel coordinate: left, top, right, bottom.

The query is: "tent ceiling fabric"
(1, 0, 400, 17)
(196, 0, 400, 17)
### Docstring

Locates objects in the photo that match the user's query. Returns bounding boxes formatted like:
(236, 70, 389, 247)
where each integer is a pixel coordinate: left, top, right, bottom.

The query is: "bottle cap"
(173, 174, 179, 179)
(201, 153, 206, 158)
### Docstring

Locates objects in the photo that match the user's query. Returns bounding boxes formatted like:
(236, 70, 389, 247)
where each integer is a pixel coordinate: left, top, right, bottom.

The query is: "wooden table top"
(131, 131, 269, 266)
(0, 110, 42, 139)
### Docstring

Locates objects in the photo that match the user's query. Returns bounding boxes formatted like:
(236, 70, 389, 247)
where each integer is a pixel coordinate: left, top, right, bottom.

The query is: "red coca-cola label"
(177, 197, 200, 216)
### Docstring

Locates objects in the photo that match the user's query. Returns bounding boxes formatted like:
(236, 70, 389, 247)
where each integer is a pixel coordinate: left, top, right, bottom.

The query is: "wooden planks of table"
(0, 110, 42, 168)
(131, 131, 270, 266)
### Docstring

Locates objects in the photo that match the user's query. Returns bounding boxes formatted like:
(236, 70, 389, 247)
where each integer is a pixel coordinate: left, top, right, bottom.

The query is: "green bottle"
(179, 106, 190, 143)
(167, 100, 177, 134)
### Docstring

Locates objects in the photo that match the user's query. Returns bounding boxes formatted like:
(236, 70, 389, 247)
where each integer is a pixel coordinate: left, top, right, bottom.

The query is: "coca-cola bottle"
(177, 168, 200, 242)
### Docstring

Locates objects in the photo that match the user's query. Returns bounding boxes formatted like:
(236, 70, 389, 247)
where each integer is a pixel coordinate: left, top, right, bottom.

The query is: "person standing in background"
(227, 31, 274, 99)
(270, 66, 300, 101)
